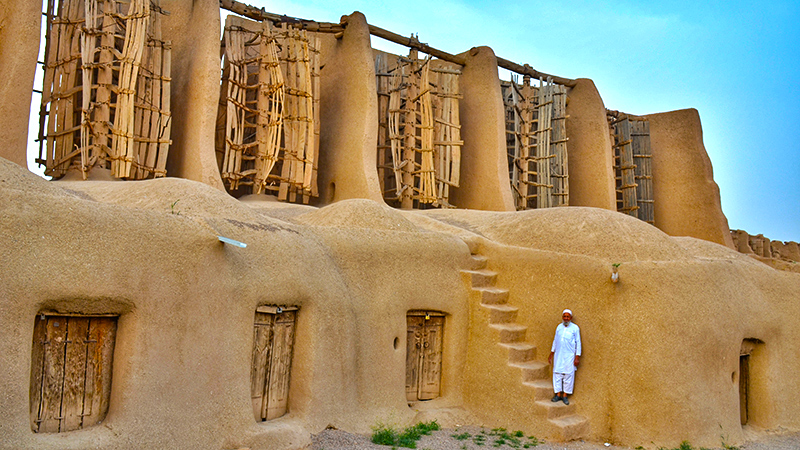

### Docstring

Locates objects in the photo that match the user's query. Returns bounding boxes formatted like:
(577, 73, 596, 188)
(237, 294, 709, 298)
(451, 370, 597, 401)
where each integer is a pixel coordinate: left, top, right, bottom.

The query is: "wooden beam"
(495, 58, 576, 87)
(219, 0, 576, 86)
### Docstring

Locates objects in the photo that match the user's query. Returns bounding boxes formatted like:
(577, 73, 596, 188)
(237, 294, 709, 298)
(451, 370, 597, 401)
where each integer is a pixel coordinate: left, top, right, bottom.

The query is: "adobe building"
(0, 0, 798, 449)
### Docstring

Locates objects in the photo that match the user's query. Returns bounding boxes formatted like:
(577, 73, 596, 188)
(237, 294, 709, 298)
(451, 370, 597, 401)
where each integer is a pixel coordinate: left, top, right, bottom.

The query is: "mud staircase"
(462, 244, 590, 441)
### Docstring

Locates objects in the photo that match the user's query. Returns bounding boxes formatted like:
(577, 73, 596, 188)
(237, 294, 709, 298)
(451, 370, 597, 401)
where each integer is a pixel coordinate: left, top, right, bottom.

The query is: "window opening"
(406, 311, 444, 401)
(251, 305, 298, 421)
(30, 314, 117, 433)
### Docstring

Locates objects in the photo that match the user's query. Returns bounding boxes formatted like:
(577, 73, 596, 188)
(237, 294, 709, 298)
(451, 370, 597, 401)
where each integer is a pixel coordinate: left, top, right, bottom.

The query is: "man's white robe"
(551, 322, 581, 374)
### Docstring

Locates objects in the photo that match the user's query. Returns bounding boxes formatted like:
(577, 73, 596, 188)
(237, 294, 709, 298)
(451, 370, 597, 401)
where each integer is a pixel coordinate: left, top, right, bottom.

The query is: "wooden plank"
(79, 1, 94, 177)
(38, 0, 57, 172)
(82, 317, 116, 428)
(266, 310, 296, 420)
(310, 35, 321, 198)
(388, 57, 405, 204)
(60, 0, 83, 176)
(39, 317, 67, 433)
(551, 85, 569, 206)
(401, 51, 418, 208)
(376, 53, 389, 197)
(94, 0, 116, 170)
(155, 40, 172, 177)
(278, 24, 295, 201)
(30, 315, 48, 432)
(60, 317, 90, 431)
(405, 315, 424, 401)
(631, 119, 653, 223)
(111, 0, 149, 178)
(418, 58, 435, 204)
(614, 118, 638, 217)
(251, 312, 273, 421)
(418, 316, 443, 400)
(448, 71, 461, 191)
(522, 79, 535, 209)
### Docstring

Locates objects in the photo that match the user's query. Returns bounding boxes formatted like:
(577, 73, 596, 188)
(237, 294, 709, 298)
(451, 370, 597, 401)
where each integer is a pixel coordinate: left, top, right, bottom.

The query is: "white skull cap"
(562, 309, 573, 316)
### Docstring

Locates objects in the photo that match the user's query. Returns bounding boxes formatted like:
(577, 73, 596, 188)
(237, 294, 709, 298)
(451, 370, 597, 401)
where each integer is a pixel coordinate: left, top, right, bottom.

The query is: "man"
(548, 309, 581, 405)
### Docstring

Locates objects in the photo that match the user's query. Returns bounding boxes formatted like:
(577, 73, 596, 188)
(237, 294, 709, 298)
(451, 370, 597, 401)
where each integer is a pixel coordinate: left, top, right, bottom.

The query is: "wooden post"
(401, 50, 418, 208)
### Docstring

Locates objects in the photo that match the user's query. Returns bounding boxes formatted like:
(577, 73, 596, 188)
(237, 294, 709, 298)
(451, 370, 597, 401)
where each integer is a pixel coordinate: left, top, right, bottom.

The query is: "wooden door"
(251, 307, 297, 421)
(30, 315, 117, 433)
(406, 312, 444, 401)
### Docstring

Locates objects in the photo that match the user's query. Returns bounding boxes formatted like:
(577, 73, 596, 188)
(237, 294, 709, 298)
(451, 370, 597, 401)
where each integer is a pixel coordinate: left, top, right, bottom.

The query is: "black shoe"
(551, 395, 561, 402)
(562, 397, 570, 405)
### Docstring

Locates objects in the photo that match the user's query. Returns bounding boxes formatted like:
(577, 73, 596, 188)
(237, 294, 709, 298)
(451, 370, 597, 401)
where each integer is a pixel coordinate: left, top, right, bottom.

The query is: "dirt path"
(311, 425, 800, 450)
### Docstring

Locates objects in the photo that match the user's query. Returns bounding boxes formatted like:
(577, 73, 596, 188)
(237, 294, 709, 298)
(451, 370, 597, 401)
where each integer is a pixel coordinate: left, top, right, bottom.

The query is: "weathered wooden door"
(251, 306, 297, 421)
(30, 315, 117, 433)
(406, 312, 444, 401)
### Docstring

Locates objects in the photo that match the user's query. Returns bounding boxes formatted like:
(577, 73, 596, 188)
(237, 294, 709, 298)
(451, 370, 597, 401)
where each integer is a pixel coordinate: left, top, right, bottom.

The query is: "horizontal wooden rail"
(219, 0, 576, 86)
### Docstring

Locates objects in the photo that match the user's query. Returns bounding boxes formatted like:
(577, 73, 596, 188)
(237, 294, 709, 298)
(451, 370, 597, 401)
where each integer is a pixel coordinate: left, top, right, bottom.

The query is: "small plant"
(657, 441, 698, 450)
(720, 431, 740, 450)
(371, 423, 399, 446)
(513, 430, 524, 438)
(371, 420, 440, 449)
(452, 432, 471, 440)
(169, 199, 180, 215)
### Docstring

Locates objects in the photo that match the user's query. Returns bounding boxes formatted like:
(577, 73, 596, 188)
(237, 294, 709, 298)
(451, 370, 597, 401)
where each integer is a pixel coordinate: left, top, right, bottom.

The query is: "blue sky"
(28, 0, 799, 241)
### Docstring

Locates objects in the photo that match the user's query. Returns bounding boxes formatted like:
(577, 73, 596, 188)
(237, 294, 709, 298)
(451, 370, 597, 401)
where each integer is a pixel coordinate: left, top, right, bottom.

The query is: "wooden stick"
(155, 39, 171, 177)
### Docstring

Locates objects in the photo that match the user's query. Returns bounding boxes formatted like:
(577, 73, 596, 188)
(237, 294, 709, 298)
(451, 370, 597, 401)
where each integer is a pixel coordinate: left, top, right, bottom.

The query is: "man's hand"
(574, 355, 580, 367)
(548, 351, 554, 365)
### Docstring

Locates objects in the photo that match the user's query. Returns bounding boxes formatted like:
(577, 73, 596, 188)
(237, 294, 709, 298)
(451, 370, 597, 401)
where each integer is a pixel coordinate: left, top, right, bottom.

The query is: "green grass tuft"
(371, 420, 440, 449)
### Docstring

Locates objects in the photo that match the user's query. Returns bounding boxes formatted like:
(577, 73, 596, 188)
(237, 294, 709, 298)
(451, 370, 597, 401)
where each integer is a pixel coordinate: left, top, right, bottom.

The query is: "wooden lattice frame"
(37, 0, 171, 180)
(609, 115, 653, 223)
(216, 16, 320, 203)
(502, 76, 568, 210)
(375, 51, 462, 209)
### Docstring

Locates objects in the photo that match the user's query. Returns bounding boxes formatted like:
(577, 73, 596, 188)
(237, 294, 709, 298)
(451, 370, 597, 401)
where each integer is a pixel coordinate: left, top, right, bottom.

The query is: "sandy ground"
(311, 425, 800, 450)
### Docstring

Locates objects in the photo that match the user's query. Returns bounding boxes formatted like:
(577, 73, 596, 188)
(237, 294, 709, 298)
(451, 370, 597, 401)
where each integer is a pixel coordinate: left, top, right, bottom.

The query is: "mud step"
(463, 237, 483, 255)
(467, 254, 488, 270)
(535, 399, 576, 419)
(462, 269, 498, 287)
(499, 342, 536, 363)
(489, 323, 527, 343)
(523, 379, 556, 400)
(509, 360, 548, 381)
(475, 287, 509, 305)
(550, 414, 590, 441)
(481, 303, 518, 324)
